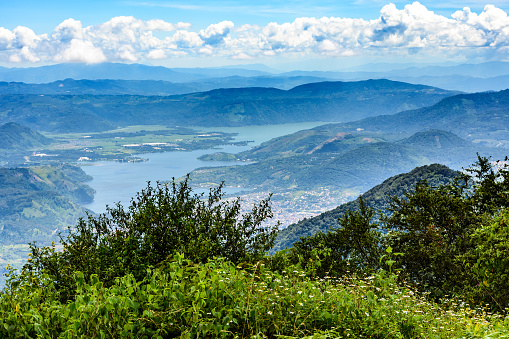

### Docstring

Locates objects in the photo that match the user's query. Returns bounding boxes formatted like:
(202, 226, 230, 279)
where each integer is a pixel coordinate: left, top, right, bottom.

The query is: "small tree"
(382, 180, 476, 298)
(26, 177, 279, 300)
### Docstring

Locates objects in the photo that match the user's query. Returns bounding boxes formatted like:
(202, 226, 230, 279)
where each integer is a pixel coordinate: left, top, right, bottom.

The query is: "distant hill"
(282, 61, 509, 93)
(0, 63, 204, 83)
(282, 61, 509, 80)
(207, 127, 502, 167)
(2, 61, 505, 93)
(274, 164, 460, 250)
(333, 89, 509, 146)
(0, 79, 455, 132)
(388, 61, 509, 78)
(391, 74, 509, 93)
(190, 129, 503, 194)
(0, 164, 94, 245)
(0, 122, 53, 150)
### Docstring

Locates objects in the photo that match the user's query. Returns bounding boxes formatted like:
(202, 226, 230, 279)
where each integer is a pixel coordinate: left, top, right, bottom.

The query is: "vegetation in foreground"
(2, 157, 509, 337)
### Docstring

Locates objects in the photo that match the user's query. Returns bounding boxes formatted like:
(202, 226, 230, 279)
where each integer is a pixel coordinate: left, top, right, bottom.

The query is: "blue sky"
(1, 0, 509, 70)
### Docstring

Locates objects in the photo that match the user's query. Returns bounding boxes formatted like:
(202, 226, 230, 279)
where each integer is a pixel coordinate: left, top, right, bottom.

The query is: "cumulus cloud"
(53, 19, 84, 42)
(1, 3, 509, 64)
(53, 39, 106, 63)
(199, 21, 234, 45)
(147, 49, 167, 59)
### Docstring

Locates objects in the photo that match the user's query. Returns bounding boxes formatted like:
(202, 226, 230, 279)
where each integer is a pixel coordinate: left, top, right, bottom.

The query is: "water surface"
(81, 122, 327, 213)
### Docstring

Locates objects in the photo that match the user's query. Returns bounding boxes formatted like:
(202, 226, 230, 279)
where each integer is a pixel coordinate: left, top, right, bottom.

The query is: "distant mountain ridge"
(0, 76, 330, 96)
(0, 79, 455, 132)
(0, 63, 272, 83)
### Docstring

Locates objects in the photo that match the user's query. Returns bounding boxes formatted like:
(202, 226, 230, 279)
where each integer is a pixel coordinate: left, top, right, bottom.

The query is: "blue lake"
(81, 122, 326, 213)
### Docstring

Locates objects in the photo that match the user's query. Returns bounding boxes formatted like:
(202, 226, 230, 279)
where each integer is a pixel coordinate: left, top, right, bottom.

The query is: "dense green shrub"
(24, 177, 279, 300)
(289, 156, 509, 310)
(462, 209, 509, 312)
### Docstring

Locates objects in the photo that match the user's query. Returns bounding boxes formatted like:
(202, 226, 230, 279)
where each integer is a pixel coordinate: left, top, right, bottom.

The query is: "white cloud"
(8, 54, 21, 63)
(147, 49, 167, 59)
(13, 26, 40, 48)
(199, 45, 214, 55)
(0, 28, 15, 50)
(53, 19, 84, 42)
(117, 45, 138, 61)
(171, 30, 203, 48)
(20, 46, 40, 62)
(54, 39, 106, 63)
(199, 21, 234, 45)
(232, 52, 254, 60)
(1, 3, 509, 64)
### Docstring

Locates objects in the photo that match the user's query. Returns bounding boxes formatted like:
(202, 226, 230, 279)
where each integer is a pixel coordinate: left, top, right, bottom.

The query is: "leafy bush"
(463, 209, 509, 312)
(25, 177, 279, 300)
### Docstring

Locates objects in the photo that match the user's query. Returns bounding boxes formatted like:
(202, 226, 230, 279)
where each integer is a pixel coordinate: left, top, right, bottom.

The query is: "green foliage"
(463, 209, 509, 312)
(4, 157, 509, 336)
(0, 255, 503, 338)
(284, 156, 509, 312)
(25, 177, 279, 300)
(382, 180, 477, 298)
(289, 197, 383, 277)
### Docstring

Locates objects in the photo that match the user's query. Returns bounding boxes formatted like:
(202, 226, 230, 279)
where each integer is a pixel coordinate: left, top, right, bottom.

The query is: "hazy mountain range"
(1, 61, 508, 93)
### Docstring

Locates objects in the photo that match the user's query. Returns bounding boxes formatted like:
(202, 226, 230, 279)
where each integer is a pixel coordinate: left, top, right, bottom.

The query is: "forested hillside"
(0, 164, 93, 245)
(190, 130, 504, 195)
(0, 122, 53, 150)
(274, 163, 459, 250)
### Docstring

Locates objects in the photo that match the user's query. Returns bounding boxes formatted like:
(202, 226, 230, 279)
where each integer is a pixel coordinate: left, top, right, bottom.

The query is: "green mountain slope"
(0, 164, 94, 245)
(274, 164, 460, 250)
(335, 89, 509, 146)
(192, 141, 425, 193)
(0, 122, 53, 150)
(226, 128, 387, 161)
(0, 80, 455, 132)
